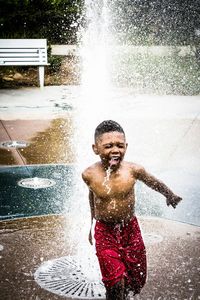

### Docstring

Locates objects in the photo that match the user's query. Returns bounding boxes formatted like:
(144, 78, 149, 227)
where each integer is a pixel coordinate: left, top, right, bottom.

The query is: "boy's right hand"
(166, 194, 182, 209)
(88, 230, 93, 245)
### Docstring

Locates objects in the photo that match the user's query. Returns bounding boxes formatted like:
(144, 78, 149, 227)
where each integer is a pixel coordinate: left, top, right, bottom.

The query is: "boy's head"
(94, 120, 125, 141)
(93, 120, 127, 169)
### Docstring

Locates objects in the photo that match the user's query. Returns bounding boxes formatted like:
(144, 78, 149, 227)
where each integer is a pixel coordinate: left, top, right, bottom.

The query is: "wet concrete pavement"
(0, 215, 199, 300)
(0, 86, 200, 299)
(0, 118, 74, 165)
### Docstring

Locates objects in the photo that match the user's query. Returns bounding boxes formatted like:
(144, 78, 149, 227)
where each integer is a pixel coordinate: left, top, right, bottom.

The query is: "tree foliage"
(0, 0, 199, 45)
(0, 0, 84, 44)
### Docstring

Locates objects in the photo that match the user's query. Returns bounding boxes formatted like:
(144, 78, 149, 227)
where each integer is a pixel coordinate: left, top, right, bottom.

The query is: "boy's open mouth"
(109, 156, 120, 166)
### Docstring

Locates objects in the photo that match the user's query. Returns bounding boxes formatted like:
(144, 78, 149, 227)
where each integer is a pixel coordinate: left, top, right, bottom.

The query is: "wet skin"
(82, 131, 182, 231)
(85, 161, 136, 223)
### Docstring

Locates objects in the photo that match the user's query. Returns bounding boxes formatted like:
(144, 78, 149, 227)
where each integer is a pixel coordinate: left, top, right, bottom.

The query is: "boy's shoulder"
(83, 162, 101, 173)
(124, 161, 145, 177)
(82, 162, 101, 183)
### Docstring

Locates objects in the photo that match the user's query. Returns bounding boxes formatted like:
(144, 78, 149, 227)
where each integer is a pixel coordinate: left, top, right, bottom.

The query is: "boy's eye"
(104, 144, 125, 149)
(117, 144, 125, 148)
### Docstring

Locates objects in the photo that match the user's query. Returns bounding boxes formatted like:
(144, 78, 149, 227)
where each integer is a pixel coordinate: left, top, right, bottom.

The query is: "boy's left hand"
(166, 194, 182, 209)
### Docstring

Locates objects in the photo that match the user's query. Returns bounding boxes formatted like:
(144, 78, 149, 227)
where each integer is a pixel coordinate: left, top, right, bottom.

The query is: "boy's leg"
(106, 278, 125, 300)
(94, 221, 126, 299)
(123, 217, 147, 295)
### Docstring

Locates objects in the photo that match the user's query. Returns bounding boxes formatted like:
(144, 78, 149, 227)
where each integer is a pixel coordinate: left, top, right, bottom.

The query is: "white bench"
(0, 39, 49, 88)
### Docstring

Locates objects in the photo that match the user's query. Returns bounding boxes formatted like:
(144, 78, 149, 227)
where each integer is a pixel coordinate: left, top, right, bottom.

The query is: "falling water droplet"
(102, 166, 112, 194)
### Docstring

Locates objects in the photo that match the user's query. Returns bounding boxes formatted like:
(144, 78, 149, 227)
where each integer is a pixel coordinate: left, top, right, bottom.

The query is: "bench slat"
(0, 62, 48, 66)
(0, 54, 43, 58)
(0, 57, 46, 61)
(0, 39, 47, 48)
(0, 49, 43, 53)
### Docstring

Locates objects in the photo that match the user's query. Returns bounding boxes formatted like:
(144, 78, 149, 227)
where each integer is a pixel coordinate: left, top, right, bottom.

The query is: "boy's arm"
(82, 171, 95, 245)
(88, 189, 95, 245)
(135, 166, 182, 208)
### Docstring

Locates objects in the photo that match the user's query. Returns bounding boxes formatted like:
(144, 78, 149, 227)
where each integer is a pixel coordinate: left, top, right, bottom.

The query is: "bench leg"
(38, 66, 44, 88)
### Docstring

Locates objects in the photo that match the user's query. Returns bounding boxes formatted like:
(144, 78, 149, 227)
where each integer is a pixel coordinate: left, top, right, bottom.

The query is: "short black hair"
(94, 120, 125, 140)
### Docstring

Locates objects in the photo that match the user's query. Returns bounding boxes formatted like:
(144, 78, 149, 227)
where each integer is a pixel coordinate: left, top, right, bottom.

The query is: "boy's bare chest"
(90, 171, 136, 197)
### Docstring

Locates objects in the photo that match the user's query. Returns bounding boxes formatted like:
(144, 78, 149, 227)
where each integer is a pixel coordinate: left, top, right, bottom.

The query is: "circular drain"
(143, 233, 163, 244)
(18, 177, 56, 189)
(34, 256, 105, 299)
(0, 140, 29, 148)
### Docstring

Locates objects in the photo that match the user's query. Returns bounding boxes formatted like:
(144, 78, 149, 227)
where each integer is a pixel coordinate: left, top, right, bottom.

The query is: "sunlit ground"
(0, 86, 199, 299)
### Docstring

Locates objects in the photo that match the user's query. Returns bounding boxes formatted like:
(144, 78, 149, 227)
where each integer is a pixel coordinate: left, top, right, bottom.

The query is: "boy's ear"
(92, 144, 99, 155)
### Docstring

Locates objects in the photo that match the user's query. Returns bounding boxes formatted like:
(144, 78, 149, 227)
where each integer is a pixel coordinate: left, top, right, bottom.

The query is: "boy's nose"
(111, 146, 120, 153)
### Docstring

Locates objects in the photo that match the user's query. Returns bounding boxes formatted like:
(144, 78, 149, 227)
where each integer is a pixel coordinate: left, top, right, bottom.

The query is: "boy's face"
(93, 131, 127, 169)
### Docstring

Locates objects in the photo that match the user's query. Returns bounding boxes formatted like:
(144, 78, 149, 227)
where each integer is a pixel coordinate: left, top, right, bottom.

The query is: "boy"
(82, 120, 182, 300)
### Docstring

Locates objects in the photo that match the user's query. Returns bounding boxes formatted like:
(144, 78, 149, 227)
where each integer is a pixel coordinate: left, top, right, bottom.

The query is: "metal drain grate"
(0, 140, 29, 148)
(34, 256, 105, 299)
(18, 177, 56, 189)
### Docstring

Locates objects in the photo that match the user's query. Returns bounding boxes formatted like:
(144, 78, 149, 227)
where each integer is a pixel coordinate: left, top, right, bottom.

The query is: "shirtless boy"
(82, 120, 182, 300)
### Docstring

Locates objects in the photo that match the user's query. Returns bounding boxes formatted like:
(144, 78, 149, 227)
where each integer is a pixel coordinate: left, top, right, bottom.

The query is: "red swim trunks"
(94, 216, 147, 294)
